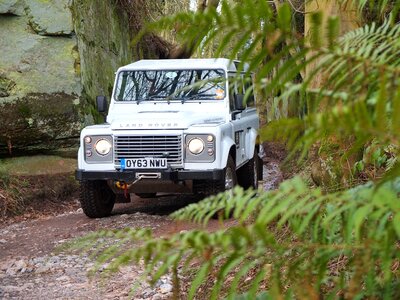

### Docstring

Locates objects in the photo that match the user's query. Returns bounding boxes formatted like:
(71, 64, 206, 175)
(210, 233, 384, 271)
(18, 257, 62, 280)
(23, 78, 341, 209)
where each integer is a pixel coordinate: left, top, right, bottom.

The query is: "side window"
(244, 75, 255, 107)
(229, 74, 255, 111)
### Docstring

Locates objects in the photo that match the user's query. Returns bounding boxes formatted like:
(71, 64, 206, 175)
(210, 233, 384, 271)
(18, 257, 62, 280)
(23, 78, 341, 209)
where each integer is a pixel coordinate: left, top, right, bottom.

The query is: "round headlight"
(95, 139, 112, 156)
(188, 138, 204, 155)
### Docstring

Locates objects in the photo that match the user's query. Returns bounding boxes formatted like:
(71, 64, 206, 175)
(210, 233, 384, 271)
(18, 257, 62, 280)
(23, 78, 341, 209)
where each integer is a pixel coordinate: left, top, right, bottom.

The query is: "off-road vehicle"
(76, 58, 262, 218)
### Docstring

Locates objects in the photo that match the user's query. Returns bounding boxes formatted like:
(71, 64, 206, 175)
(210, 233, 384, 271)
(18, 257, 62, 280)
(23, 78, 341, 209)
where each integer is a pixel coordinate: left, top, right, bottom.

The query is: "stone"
(25, 0, 73, 36)
(153, 279, 163, 288)
(0, 239, 6, 244)
(5, 268, 17, 276)
(0, 13, 82, 155)
(49, 256, 60, 264)
(4, 258, 29, 275)
(56, 275, 70, 282)
(142, 288, 155, 298)
(35, 265, 50, 274)
(159, 283, 173, 294)
(0, 0, 24, 15)
(0, 0, 157, 156)
(151, 294, 163, 300)
(0, 285, 23, 293)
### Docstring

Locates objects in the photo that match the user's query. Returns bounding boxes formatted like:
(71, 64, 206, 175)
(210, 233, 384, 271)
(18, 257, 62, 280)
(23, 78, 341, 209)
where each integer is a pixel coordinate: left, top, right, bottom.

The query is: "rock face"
(71, 0, 132, 123)
(0, 0, 135, 156)
(26, 0, 74, 36)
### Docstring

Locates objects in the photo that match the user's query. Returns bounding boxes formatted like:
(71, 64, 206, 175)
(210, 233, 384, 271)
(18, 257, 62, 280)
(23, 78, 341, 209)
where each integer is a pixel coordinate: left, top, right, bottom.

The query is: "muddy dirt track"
(0, 157, 282, 299)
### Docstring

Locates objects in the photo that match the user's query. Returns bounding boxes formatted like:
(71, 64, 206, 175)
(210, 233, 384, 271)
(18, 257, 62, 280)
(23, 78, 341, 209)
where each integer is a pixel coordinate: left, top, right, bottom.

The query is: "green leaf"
(353, 205, 371, 241)
(277, 3, 291, 31)
(393, 213, 400, 238)
(188, 262, 212, 300)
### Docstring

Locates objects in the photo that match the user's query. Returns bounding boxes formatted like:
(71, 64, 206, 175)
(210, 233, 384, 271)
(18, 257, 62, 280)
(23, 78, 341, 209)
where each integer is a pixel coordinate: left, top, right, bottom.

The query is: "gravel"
(0, 247, 175, 300)
(0, 211, 177, 300)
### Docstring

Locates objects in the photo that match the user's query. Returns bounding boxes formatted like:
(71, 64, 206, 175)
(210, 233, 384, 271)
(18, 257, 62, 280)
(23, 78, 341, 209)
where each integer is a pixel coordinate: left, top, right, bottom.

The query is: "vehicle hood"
(110, 111, 225, 130)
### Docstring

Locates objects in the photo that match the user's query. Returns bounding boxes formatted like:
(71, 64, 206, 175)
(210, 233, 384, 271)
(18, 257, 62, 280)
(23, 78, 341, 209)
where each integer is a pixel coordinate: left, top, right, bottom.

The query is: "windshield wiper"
(136, 95, 165, 104)
(171, 94, 219, 104)
(147, 95, 166, 100)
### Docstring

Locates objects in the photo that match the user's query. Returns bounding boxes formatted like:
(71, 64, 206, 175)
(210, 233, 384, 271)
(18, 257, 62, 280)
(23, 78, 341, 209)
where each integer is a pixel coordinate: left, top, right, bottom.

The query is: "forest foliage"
(68, 0, 400, 298)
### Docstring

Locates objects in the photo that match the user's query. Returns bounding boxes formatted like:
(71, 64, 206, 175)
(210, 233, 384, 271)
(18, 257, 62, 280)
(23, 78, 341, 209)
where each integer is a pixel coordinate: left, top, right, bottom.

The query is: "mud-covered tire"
(135, 193, 157, 198)
(79, 180, 116, 218)
(238, 149, 260, 190)
(218, 155, 237, 192)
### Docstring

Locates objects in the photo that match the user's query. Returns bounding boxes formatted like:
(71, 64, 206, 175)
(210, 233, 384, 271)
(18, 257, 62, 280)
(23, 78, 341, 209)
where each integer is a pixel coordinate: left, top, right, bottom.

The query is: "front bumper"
(75, 168, 224, 181)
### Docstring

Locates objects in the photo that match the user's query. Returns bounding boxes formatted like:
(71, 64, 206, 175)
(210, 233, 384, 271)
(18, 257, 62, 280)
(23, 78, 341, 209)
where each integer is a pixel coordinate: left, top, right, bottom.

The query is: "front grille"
(114, 135, 183, 167)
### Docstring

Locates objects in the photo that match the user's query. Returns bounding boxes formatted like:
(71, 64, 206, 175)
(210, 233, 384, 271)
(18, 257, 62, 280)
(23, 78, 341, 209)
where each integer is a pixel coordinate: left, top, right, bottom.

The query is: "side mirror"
(96, 96, 108, 113)
(234, 94, 245, 111)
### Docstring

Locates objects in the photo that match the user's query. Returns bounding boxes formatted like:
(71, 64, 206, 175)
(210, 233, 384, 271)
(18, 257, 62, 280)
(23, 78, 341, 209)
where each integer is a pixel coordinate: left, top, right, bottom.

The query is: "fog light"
(207, 135, 214, 142)
(84, 136, 92, 143)
(207, 149, 214, 156)
(85, 150, 92, 157)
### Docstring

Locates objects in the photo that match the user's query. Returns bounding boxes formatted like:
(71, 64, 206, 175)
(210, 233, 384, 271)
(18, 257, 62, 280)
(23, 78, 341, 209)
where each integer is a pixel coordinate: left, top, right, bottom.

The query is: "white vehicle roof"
(118, 58, 247, 73)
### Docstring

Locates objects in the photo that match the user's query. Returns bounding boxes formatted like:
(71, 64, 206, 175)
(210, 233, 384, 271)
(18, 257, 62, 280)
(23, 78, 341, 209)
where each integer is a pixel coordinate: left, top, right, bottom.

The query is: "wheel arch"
(221, 136, 236, 169)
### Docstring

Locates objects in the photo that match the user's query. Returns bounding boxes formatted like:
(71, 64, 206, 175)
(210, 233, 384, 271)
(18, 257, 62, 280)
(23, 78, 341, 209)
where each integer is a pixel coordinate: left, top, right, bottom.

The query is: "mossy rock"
(71, 0, 132, 101)
(0, 93, 81, 155)
(25, 0, 73, 36)
(0, 0, 24, 15)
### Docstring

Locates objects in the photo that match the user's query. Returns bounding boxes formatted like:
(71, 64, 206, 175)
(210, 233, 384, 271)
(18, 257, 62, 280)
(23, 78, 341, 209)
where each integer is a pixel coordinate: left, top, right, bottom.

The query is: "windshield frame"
(113, 68, 227, 103)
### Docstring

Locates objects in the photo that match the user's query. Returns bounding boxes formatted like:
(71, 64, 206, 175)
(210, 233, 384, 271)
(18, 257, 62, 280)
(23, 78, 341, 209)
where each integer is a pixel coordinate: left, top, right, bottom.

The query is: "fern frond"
(64, 177, 400, 298)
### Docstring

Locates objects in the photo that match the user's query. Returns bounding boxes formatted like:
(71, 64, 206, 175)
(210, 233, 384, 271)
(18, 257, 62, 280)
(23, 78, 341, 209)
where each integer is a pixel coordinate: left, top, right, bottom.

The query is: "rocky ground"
(0, 145, 283, 300)
(0, 208, 187, 299)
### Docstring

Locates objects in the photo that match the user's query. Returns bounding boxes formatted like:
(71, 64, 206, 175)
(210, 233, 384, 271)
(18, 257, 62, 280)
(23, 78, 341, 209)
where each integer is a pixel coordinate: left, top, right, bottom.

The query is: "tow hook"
(115, 176, 144, 198)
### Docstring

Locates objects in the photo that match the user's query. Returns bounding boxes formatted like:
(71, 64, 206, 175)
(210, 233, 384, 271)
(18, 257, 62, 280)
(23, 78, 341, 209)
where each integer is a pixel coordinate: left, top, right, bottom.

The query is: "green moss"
(0, 93, 80, 156)
(17, 103, 31, 117)
(0, 76, 15, 97)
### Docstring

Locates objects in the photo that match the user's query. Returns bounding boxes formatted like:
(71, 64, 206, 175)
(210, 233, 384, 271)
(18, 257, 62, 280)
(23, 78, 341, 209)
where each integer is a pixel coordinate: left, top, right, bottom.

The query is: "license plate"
(120, 158, 167, 169)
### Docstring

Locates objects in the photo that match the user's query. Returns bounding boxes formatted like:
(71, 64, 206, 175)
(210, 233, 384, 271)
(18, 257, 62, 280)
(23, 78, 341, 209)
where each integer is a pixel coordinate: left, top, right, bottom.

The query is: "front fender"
(77, 146, 84, 169)
(220, 136, 235, 169)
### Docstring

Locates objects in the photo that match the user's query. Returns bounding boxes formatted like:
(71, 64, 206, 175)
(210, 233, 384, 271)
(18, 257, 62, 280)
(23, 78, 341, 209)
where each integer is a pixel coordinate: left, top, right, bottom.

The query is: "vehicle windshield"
(114, 69, 226, 102)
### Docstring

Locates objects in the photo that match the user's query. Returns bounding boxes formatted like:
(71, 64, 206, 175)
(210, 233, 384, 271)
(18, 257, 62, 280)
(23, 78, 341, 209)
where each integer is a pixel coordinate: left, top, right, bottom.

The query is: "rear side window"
(228, 74, 255, 111)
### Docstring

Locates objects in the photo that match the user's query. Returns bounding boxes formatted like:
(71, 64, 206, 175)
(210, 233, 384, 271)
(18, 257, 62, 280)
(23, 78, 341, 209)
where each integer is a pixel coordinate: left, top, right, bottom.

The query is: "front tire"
(79, 180, 116, 218)
(238, 149, 260, 190)
(218, 155, 237, 192)
(193, 156, 238, 195)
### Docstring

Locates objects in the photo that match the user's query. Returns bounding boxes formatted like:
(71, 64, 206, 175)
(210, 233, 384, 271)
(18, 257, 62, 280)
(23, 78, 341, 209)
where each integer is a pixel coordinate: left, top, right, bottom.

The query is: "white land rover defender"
(76, 58, 262, 218)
